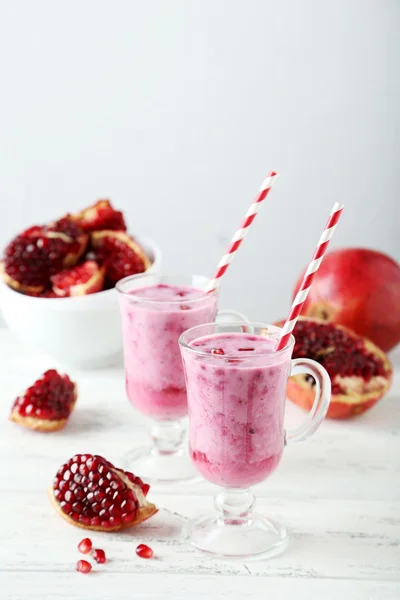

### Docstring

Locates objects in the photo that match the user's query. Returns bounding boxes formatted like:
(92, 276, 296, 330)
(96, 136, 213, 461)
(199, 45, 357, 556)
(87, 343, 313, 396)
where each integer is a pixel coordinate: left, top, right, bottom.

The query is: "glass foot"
(182, 513, 288, 559)
(121, 446, 199, 485)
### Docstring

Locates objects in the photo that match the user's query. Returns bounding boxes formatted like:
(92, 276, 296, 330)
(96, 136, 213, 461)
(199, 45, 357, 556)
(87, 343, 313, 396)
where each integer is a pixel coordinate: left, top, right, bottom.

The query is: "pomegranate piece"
(91, 231, 151, 284)
(47, 217, 89, 262)
(2, 219, 87, 294)
(51, 261, 105, 297)
(293, 248, 400, 352)
(78, 538, 93, 554)
(71, 199, 127, 232)
(76, 559, 92, 574)
(49, 454, 157, 532)
(136, 543, 153, 559)
(9, 370, 77, 432)
(92, 548, 106, 564)
(276, 317, 392, 419)
(211, 348, 225, 355)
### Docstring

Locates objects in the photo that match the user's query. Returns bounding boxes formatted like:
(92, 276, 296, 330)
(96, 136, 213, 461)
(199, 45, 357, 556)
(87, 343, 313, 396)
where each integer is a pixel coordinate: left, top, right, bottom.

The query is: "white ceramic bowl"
(0, 235, 162, 369)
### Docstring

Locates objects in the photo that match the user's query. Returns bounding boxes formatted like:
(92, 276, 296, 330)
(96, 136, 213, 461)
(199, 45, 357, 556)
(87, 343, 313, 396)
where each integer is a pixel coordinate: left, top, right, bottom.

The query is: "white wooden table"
(0, 329, 399, 600)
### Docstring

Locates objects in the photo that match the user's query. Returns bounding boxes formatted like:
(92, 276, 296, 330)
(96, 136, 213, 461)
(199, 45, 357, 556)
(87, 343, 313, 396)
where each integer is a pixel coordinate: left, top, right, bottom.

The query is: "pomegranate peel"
(91, 230, 151, 284)
(50, 454, 157, 532)
(276, 317, 392, 419)
(51, 261, 105, 297)
(9, 370, 77, 432)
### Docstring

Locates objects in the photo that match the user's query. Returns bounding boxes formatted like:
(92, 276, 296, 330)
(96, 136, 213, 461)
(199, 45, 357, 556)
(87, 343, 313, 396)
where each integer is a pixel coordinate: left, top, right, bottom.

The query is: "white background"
(0, 0, 399, 322)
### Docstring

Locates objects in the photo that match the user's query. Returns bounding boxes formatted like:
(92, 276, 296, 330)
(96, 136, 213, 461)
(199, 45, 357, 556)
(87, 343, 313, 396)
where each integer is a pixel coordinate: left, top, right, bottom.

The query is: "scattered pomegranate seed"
(136, 543, 154, 559)
(76, 559, 92, 574)
(211, 348, 225, 355)
(78, 537, 92, 554)
(238, 347, 255, 351)
(92, 548, 106, 564)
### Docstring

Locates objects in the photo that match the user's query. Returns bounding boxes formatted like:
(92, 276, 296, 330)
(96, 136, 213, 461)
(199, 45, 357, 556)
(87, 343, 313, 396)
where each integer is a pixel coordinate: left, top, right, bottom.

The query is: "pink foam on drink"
(182, 332, 291, 487)
(119, 283, 218, 420)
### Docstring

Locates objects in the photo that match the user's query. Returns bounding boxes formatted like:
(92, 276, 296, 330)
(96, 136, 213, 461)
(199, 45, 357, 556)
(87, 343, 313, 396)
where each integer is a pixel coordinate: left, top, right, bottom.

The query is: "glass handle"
(216, 309, 251, 324)
(285, 358, 331, 444)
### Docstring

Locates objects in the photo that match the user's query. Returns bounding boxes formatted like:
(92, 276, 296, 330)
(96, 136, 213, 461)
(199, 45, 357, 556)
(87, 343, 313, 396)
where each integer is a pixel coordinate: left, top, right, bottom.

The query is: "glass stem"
(215, 488, 256, 526)
(150, 420, 185, 455)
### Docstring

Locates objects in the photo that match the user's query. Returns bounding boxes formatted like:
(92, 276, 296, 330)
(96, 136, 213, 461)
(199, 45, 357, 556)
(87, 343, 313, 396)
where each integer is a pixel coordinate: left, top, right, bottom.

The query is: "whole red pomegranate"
(293, 248, 400, 352)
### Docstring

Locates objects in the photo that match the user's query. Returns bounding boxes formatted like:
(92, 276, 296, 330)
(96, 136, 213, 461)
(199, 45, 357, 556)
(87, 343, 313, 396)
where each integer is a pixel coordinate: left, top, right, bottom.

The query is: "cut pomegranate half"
(71, 200, 127, 232)
(9, 370, 77, 432)
(91, 230, 151, 284)
(49, 454, 157, 532)
(2, 219, 88, 294)
(276, 317, 392, 419)
(51, 261, 105, 297)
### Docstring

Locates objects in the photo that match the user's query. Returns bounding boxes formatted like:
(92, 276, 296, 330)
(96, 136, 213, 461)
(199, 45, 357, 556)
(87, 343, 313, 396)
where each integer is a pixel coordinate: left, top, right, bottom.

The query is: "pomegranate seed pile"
(12, 370, 76, 421)
(53, 454, 146, 529)
(292, 321, 386, 394)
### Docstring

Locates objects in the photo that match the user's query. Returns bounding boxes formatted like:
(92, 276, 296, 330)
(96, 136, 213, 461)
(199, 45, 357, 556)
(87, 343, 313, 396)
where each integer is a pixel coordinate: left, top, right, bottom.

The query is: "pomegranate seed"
(78, 538, 92, 554)
(136, 543, 154, 559)
(238, 347, 255, 351)
(92, 548, 106, 564)
(76, 559, 92, 574)
(211, 348, 225, 355)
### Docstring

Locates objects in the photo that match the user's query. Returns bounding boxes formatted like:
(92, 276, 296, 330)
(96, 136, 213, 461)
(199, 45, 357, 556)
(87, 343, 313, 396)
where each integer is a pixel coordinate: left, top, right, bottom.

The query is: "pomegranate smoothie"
(181, 332, 292, 488)
(119, 283, 218, 420)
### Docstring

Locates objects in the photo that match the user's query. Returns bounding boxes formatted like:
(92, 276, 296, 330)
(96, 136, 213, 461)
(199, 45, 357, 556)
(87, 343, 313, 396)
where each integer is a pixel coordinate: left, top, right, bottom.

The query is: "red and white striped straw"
(205, 171, 279, 294)
(275, 201, 344, 351)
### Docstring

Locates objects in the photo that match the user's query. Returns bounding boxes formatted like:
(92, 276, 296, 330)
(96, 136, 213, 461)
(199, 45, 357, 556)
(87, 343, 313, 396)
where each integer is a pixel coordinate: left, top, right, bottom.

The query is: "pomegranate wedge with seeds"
(71, 199, 127, 232)
(51, 260, 105, 297)
(50, 454, 157, 532)
(2, 219, 88, 294)
(276, 317, 392, 419)
(91, 230, 151, 284)
(9, 370, 77, 432)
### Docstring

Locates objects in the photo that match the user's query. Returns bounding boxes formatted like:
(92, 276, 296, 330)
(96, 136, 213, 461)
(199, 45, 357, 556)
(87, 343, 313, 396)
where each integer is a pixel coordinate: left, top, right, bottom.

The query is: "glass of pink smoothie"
(117, 274, 248, 484)
(179, 321, 331, 559)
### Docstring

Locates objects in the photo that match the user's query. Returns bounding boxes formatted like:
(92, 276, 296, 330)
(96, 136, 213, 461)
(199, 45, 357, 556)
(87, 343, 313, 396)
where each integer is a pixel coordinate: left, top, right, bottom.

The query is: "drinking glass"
(179, 322, 331, 559)
(117, 274, 248, 484)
